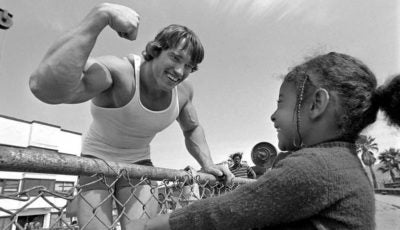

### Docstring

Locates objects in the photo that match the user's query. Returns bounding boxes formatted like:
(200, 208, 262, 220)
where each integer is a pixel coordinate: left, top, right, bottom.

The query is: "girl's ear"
(309, 88, 330, 119)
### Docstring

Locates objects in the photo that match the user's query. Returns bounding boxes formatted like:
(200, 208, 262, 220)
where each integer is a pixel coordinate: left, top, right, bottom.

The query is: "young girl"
(133, 52, 400, 230)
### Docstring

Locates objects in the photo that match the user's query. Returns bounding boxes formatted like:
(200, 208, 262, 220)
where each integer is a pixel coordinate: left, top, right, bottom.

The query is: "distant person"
(130, 52, 400, 229)
(32, 221, 41, 230)
(157, 193, 167, 213)
(228, 152, 256, 179)
(25, 221, 40, 230)
(29, 3, 232, 230)
(71, 220, 79, 230)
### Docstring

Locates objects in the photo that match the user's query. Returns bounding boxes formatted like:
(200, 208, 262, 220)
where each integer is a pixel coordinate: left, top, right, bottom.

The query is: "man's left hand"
(201, 164, 234, 185)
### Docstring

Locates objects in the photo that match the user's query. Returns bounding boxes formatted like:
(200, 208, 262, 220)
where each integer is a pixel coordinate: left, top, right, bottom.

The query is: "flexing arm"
(29, 3, 139, 104)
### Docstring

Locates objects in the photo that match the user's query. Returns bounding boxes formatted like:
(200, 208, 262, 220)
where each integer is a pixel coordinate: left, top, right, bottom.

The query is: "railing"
(383, 181, 400, 188)
(0, 146, 255, 230)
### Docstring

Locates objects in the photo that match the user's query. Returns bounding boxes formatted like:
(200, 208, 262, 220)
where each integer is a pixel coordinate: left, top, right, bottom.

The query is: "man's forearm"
(184, 125, 214, 168)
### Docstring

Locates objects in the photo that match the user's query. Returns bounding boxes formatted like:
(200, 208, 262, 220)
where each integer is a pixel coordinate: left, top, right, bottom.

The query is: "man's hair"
(230, 152, 243, 160)
(142, 24, 204, 70)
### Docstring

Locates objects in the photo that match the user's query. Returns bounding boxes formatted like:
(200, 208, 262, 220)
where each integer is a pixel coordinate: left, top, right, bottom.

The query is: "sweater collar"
(307, 141, 357, 154)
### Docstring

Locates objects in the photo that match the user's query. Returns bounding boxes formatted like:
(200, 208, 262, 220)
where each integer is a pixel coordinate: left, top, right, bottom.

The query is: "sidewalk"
(375, 194, 400, 230)
(375, 193, 400, 208)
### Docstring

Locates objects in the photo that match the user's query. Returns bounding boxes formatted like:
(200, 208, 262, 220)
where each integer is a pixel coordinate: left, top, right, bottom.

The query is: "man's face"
(152, 39, 196, 90)
(233, 156, 241, 165)
(158, 193, 165, 201)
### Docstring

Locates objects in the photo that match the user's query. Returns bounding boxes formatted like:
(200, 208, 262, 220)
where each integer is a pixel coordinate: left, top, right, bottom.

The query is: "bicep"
(67, 57, 114, 103)
(177, 100, 200, 133)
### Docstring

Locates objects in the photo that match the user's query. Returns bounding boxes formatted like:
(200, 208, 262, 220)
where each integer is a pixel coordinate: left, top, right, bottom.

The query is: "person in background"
(229, 152, 256, 179)
(29, 3, 232, 230)
(130, 52, 400, 229)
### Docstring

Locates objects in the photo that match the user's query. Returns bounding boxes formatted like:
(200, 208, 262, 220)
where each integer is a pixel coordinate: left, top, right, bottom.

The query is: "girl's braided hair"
(284, 52, 400, 142)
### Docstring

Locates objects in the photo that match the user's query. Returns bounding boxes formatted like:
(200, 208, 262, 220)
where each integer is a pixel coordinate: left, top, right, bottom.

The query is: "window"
(54, 181, 74, 193)
(0, 179, 20, 195)
(17, 215, 44, 230)
(21, 178, 54, 196)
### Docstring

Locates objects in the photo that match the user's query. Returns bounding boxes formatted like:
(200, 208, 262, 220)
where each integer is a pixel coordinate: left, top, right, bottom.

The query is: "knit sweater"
(169, 142, 375, 230)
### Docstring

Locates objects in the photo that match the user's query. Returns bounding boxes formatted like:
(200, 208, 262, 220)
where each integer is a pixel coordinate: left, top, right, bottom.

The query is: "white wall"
(0, 115, 81, 155)
(0, 115, 82, 179)
(0, 116, 80, 195)
(58, 130, 82, 155)
(0, 117, 31, 147)
(0, 116, 80, 220)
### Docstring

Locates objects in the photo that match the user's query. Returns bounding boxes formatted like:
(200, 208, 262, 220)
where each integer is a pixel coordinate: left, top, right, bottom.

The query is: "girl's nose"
(270, 111, 276, 122)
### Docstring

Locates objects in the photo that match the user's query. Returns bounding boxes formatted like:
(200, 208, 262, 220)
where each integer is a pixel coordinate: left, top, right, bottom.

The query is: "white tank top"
(81, 54, 180, 163)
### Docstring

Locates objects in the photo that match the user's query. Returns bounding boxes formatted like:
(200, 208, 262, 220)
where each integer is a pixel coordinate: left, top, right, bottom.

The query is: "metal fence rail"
(0, 146, 255, 230)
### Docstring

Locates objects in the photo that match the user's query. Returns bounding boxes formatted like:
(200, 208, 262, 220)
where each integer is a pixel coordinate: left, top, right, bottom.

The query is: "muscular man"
(29, 3, 232, 230)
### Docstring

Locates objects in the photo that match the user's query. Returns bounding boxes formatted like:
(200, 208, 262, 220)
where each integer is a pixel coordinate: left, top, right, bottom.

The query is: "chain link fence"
(0, 146, 255, 230)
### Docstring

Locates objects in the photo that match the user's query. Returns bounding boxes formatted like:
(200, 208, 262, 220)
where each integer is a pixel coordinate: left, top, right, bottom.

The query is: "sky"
(0, 0, 399, 170)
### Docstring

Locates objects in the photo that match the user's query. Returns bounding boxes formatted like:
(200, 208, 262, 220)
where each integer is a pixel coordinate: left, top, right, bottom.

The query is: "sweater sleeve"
(169, 153, 330, 230)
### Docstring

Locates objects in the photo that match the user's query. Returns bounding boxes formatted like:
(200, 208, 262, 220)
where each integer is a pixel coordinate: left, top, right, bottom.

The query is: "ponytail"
(374, 75, 400, 127)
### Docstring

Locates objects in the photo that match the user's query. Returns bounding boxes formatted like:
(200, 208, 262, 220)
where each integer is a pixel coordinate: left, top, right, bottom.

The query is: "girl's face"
(270, 81, 299, 151)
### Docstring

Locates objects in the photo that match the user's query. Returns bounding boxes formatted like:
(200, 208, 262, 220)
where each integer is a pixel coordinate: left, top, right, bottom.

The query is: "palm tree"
(355, 135, 378, 188)
(378, 148, 400, 182)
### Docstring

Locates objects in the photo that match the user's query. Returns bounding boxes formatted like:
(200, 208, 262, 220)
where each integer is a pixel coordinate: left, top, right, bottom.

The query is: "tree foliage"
(378, 148, 400, 181)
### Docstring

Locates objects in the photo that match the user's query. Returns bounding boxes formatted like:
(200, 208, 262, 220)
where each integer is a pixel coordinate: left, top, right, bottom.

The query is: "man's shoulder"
(126, 53, 144, 68)
(90, 55, 133, 78)
(95, 55, 131, 65)
(177, 81, 193, 104)
(178, 81, 193, 94)
(90, 55, 137, 106)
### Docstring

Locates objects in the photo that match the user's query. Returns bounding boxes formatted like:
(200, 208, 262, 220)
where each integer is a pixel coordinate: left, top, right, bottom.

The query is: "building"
(0, 115, 81, 230)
